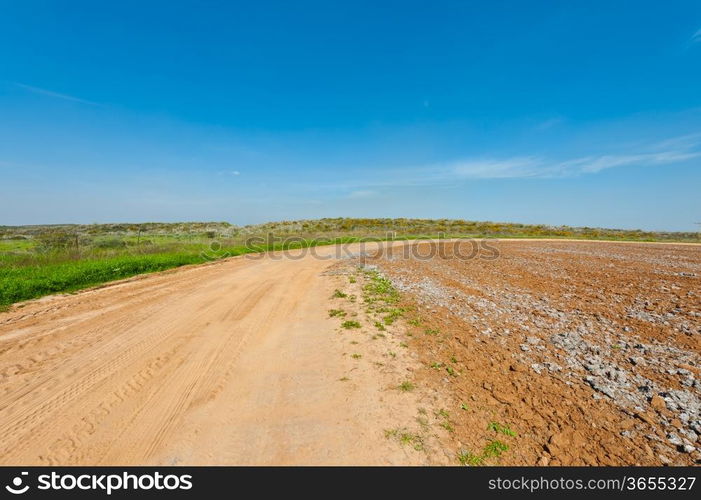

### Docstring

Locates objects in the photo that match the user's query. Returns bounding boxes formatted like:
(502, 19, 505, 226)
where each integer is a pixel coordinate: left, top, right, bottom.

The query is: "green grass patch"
(487, 421, 517, 437)
(382, 307, 405, 325)
(457, 440, 510, 466)
(483, 440, 509, 459)
(384, 428, 424, 451)
(458, 450, 484, 466)
(397, 380, 415, 392)
(440, 421, 455, 433)
(0, 253, 205, 307)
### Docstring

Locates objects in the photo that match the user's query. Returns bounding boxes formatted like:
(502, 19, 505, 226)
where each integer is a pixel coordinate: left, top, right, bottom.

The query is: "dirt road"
(0, 243, 441, 465)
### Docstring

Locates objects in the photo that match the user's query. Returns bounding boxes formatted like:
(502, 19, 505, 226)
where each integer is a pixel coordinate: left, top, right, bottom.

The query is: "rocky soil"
(364, 240, 700, 465)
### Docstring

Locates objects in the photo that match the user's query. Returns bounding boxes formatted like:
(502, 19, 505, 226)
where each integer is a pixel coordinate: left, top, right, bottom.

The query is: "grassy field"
(1, 218, 698, 309)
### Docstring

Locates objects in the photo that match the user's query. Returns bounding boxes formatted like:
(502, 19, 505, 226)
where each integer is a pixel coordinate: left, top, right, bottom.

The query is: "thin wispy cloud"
(559, 151, 699, 175)
(650, 131, 701, 151)
(304, 132, 701, 197)
(445, 150, 700, 180)
(444, 134, 701, 180)
(14, 82, 100, 106)
(346, 189, 378, 199)
(535, 117, 564, 130)
(449, 157, 542, 179)
(692, 28, 701, 43)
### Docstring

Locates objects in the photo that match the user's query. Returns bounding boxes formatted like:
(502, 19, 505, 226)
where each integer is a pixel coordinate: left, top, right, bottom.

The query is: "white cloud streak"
(14, 82, 100, 106)
(692, 28, 701, 43)
(291, 132, 701, 199)
(444, 135, 701, 180)
(346, 189, 378, 199)
(449, 157, 543, 178)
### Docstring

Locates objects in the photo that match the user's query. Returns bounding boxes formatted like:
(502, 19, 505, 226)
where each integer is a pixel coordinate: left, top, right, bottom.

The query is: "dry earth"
(0, 239, 698, 465)
(364, 240, 701, 465)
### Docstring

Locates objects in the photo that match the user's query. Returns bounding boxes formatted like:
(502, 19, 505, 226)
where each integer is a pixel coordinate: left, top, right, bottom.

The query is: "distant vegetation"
(234, 218, 699, 242)
(1, 218, 698, 308)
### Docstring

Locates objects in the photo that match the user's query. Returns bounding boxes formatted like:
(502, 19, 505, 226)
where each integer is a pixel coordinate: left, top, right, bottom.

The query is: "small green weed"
(397, 381, 415, 392)
(440, 421, 455, 433)
(384, 428, 424, 451)
(457, 450, 484, 466)
(487, 421, 517, 437)
(483, 440, 509, 459)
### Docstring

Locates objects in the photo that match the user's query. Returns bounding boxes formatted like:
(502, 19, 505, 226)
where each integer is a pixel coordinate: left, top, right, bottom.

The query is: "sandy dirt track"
(0, 243, 436, 465)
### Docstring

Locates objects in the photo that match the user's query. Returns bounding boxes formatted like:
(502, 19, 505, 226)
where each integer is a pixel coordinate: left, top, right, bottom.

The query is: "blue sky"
(1, 1, 700, 231)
